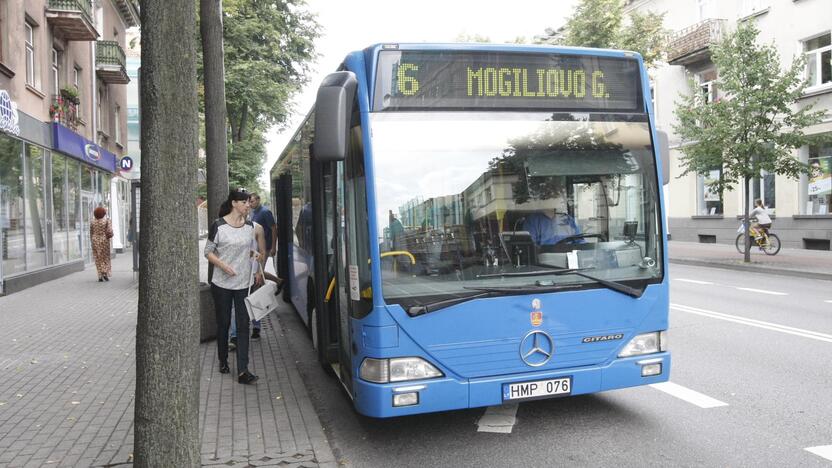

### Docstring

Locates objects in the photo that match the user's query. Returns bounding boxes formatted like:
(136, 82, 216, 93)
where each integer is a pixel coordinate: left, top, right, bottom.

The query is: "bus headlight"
(360, 357, 443, 383)
(618, 331, 667, 358)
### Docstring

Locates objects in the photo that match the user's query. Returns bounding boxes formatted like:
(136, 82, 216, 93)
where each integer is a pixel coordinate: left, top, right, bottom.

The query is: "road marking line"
(735, 287, 788, 296)
(805, 445, 832, 462)
(671, 303, 832, 343)
(477, 403, 519, 434)
(650, 382, 728, 409)
(675, 278, 715, 285)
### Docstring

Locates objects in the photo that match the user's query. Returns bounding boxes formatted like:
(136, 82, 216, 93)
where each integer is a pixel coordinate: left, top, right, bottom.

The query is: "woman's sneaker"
(238, 370, 258, 385)
(229, 336, 237, 351)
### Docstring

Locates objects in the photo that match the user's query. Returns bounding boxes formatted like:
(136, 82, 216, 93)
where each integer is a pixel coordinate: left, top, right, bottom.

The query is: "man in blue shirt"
(522, 195, 583, 246)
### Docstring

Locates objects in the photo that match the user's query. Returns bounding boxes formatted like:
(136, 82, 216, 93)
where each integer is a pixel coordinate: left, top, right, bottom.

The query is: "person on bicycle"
(750, 198, 772, 240)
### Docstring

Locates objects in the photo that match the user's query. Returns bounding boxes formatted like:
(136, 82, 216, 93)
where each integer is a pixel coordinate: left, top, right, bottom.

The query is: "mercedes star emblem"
(520, 330, 554, 367)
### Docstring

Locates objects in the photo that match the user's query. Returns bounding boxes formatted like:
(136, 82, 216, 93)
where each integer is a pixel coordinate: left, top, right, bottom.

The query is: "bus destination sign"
(374, 51, 642, 112)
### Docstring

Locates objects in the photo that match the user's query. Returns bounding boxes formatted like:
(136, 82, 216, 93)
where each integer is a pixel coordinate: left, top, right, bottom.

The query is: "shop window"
(0, 135, 25, 275)
(751, 171, 775, 214)
(24, 145, 47, 270)
(807, 145, 831, 215)
(697, 168, 723, 215)
(66, 159, 82, 260)
(51, 154, 69, 263)
(804, 32, 831, 89)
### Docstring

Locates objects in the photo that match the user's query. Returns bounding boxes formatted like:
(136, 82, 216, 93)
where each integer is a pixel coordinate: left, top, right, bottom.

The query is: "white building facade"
(627, 0, 832, 250)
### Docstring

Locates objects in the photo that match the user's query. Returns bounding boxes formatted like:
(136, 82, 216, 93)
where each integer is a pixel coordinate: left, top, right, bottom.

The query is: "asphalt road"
(279, 264, 832, 467)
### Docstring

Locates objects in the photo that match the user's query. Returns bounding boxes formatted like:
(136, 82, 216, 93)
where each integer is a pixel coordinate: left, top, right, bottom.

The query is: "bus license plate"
(503, 377, 572, 401)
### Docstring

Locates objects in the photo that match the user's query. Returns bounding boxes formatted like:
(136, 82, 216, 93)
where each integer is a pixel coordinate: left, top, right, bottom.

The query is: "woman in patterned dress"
(90, 206, 112, 282)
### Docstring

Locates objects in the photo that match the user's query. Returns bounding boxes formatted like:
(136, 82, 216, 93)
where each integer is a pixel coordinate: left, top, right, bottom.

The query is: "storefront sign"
(52, 123, 116, 173)
(0, 90, 21, 136)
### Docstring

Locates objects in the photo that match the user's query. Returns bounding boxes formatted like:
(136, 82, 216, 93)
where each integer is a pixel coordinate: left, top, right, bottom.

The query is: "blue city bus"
(270, 43, 670, 418)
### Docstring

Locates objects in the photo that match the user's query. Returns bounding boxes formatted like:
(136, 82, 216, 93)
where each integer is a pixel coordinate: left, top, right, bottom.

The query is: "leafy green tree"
(223, 0, 319, 142)
(536, 0, 667, 68)
(228, 131, 267, 191)
(673, 23, 827, 262)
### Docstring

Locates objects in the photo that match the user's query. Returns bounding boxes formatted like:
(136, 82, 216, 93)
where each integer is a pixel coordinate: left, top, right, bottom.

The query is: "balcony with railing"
(49, 94, 80, 131)
(96, 41, 129, 85)
(45, 0, 98, 41)
(667, 19, 727, 66)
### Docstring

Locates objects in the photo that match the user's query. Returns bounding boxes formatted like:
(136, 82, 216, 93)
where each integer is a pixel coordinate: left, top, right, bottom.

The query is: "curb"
(669, 258, 832, 282)
(274, 306, 339, 468)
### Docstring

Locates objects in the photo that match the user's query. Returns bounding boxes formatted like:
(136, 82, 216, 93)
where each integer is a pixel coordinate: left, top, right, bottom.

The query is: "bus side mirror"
(314, 71, 357, 162)
(656, 130, 670, 186)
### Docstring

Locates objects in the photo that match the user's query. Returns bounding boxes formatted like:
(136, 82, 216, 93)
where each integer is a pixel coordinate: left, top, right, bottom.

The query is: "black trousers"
(211, 284, 250, 374)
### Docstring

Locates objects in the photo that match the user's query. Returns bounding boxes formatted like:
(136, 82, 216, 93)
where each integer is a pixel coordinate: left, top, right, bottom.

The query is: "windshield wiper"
(550, 268, 645, 298)
(476, 267, 645, 298)
(408, 290, 495, 317)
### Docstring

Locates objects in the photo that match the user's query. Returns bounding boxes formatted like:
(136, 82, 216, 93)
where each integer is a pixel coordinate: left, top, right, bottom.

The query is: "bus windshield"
(373, 112, 663, 310)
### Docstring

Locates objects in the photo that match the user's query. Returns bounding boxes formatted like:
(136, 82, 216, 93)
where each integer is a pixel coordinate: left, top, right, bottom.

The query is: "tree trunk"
(201, 0, 229, 220)
(134, 1, 201, 467)
(743, 175, 751, 263)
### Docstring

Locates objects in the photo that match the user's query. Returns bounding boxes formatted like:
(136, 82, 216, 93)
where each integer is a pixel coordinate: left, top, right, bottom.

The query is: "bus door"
(275, 173, 292, 300)
(311, 159, 339, 366)
(323, 160, 354, 391)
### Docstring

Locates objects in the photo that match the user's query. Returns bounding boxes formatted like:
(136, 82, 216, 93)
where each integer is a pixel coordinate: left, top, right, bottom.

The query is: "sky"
(261, 0, 578, 187)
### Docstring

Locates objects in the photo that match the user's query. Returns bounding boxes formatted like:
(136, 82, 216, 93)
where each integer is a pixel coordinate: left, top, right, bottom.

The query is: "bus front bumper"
(353, 352, 671, 418)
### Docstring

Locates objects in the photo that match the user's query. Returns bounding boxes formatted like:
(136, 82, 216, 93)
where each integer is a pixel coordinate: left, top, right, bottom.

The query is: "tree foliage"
(196, 0, 319, 194)
(537, 0, 667, 68)
(673, 23, 827, 261)
(223, 0, 319, 142)
(673, 23, 825, 194)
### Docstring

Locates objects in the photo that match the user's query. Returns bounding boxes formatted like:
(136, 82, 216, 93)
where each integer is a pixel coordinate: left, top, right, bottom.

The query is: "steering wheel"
(553, 233, 607, 245)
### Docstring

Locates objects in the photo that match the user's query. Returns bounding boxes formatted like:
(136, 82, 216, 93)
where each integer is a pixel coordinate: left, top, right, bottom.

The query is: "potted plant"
(49, 95, 65, 122)
(59, 85, 80, 105)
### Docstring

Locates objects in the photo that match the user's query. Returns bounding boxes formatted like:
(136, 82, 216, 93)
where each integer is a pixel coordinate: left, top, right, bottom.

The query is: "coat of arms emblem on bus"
(530, 298, 543, 327)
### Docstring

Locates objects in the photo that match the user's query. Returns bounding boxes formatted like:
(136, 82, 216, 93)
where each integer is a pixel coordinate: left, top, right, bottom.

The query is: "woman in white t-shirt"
(204, 188, 264, 385)
(750, 199, 772, 239)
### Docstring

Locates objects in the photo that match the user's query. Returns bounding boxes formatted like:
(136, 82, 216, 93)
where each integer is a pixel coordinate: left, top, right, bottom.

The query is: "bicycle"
(735, 222, 781, 255)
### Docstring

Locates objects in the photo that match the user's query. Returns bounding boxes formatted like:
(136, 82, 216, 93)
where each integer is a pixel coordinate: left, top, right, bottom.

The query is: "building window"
(697, 168, 723, 215)
(51, 48, 60, 96)
(807, 145, 831, 215)
(804, 33, 831, 89)
(114, 106, 121, 144)
(25, 22, 35, 86)
(697, 0, 714, 21)
(74, 65, 82, 119)
(97, 88, 103, 134)
(696, 69, 718, 104)
(649, 82, 657, 117)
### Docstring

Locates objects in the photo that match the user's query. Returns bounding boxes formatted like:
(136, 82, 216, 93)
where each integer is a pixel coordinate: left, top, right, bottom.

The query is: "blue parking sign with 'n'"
(120, 156, 133, 171)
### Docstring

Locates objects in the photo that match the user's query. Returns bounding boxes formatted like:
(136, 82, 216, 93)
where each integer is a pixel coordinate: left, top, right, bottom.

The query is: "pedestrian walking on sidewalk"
(90, 207, 113, 282)
(204, 188, 263, 385)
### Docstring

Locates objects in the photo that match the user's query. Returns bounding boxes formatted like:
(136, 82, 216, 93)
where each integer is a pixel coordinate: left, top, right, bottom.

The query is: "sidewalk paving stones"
(0, 251, 336, 467)
(668, 240, 832, 281)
